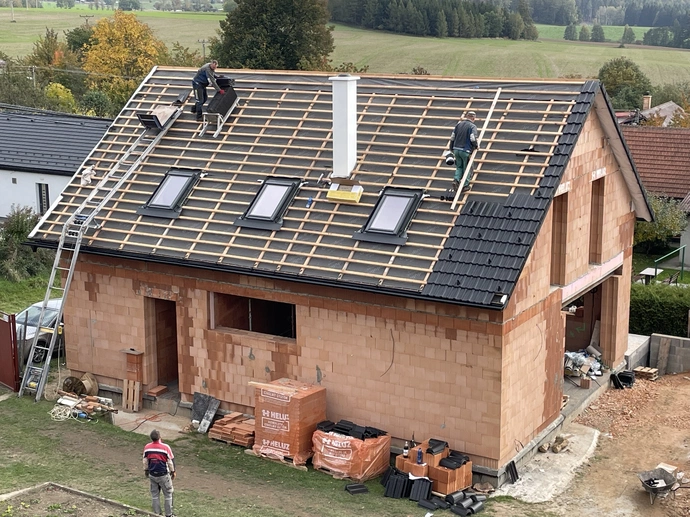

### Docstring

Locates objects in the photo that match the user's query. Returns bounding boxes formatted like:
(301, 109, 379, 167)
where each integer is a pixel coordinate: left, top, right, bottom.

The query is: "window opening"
(353, 187, 424, 245)
(235, 177, 301, 230)
(137, 168, 201, 218)
(211, 293, 296, 339)
(36, 183, 50, 215)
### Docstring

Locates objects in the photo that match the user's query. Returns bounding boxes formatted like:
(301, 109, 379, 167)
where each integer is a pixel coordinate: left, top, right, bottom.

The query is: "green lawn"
(329, 24, 690, 82)
(2, 12, 690, 84)
(0, 395, 526, 517)
(0, 6, 225, 59)
(0, 273, 50, 314)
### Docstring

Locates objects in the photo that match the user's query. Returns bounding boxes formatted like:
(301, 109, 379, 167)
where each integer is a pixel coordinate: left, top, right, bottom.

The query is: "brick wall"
(64, 256, 505, 468)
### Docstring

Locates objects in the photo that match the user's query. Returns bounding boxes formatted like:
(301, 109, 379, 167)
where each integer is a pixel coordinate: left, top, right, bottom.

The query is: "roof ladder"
(451, 88, 502, 210)
(18, 101, 185, 402)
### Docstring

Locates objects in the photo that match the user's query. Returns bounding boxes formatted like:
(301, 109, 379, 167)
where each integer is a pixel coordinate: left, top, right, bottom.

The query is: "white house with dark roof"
(29, 67, 651, 485)
(0, 105, 111, 218)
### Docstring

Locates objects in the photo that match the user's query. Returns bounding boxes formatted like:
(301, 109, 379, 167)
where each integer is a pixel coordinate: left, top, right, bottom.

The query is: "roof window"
(235, 177, 302, 230)
(137, 168, 201, 218)
(353, 187, 424, 245)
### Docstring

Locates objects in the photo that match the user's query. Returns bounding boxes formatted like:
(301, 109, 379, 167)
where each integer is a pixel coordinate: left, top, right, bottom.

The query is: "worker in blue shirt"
(448, 111, 479, 192)
(192, 60, 224, 121)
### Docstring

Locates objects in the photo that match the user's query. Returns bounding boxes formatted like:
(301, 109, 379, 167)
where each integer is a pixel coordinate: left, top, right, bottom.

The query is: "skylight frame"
(137, 168, 201, 219)
(353, 187, 424, 245)
(235, 177, 302, 231)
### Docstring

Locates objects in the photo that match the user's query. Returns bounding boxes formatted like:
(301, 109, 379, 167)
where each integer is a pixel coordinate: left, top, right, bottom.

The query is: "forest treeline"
(328, 0, 539, 39)
(328, 0, 690, 48)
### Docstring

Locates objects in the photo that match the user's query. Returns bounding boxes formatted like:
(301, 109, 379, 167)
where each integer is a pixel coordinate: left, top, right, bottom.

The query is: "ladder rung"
(38, 327, 56, 334)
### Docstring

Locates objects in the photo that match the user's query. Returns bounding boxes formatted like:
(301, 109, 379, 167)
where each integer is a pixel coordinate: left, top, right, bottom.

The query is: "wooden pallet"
(634, 366, 659, 381)
(123, 379, 141, 412)
(208, 412, 255, 447)
(244, 448, 309, 472)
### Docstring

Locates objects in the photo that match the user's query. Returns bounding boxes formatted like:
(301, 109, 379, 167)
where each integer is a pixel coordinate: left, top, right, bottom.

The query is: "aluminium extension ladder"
(18, 103, 185, 401)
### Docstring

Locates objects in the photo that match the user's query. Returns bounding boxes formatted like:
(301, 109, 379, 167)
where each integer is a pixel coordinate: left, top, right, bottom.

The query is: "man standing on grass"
(192, 60, 225, 122)
(448, 111, 479, 192)
(143, 429, 176, 517)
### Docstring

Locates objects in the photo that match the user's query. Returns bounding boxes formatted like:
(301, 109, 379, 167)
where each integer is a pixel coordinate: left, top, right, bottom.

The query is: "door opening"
(145, 298, 179, 391)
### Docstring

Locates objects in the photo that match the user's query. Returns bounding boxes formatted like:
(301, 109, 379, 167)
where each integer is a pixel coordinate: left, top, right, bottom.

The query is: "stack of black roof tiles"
(316, 419, 386, 440)
(381, 466, 431, 501)
(440, 450, 471, 469)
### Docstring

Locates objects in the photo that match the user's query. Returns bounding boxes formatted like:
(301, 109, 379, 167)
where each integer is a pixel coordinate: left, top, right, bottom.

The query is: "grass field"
(0, 273, 51, 314)
(2, 9, 690, 83)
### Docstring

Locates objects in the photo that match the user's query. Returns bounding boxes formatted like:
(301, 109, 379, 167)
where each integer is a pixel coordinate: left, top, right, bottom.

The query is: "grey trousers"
(149, 473, 174, 516)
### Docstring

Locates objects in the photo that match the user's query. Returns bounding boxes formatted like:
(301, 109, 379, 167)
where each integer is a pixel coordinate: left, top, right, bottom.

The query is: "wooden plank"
(198, 397, 220, 434)
(657, 337, 671, 376)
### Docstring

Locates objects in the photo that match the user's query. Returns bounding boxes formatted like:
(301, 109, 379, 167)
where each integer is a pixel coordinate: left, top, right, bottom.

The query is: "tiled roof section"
(620, 125, 690, 200)
(0, 106, 112, 175)
(32, 69, 599, 307)
(424, 81, 597, 305)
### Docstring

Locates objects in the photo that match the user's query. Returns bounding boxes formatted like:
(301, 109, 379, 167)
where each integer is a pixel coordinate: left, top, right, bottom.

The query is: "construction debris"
(208, 412, 255, 447)
(51, 389, 117, 421)
(634, 366, 659, 381)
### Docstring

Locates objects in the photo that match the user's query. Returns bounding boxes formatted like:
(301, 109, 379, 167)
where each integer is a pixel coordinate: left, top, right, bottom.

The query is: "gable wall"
(64, 254, 506, 469)
(495, 107, 636, 465)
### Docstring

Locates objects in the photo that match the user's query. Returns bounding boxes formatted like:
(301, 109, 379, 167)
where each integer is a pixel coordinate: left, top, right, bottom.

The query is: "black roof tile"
(0, 106, 112, 175)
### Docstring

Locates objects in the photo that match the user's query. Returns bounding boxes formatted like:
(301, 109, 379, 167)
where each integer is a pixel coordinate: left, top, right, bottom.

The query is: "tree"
(579, 25, 591, 41)
(621, 24, 636, 44)
(522, 23, 539, 40)
(564, 23, 577, 40)
(598, 57, 652, 109)
(634, 194, 687, 252)
(591, 24, 605, 42)
(65, 24, 94, 59)
(45, 82, 78, 113)
(119, 0, 141, 9)
(82, 11, 168, 110)
(212, 0, 334, 71)
(80, 89, 112, 117)
(505, 12, 525, 40)
(0, 206, 54, 282)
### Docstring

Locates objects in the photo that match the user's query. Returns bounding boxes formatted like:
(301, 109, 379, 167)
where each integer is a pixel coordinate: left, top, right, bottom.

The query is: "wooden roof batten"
(32, 68, 589, 299)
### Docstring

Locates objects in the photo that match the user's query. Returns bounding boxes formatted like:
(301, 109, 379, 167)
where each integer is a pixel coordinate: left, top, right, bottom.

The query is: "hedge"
(629, 283, 690, 337)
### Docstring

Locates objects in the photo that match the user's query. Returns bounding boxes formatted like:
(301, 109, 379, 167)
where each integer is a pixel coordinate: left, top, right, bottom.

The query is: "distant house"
(0, 105, 111, 218)
(30, 68, 652, 486)
(621, 125, 690, 263)
(616, 94, 684, 127)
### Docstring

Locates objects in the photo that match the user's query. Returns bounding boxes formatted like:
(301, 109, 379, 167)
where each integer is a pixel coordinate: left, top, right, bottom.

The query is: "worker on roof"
(192, 60, 225, 122)
(449, 111, 479, 192)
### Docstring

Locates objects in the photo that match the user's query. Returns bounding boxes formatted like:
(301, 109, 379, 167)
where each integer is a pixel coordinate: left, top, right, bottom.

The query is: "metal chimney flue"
(329, 74, 359, 179)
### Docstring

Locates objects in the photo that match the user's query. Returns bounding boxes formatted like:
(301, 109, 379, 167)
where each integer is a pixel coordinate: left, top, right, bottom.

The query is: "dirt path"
(550, 375, 690, 516)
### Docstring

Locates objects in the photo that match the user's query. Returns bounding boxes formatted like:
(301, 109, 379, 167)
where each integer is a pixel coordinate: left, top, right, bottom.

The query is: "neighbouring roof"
(617, 101, 684, 127)
(0, 104, 112, 176)
(621, 125, 690, 200)
(30, 68, 651, 308)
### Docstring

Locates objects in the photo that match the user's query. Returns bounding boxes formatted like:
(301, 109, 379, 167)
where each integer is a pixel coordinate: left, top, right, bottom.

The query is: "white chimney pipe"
(329, 74, 359, 179)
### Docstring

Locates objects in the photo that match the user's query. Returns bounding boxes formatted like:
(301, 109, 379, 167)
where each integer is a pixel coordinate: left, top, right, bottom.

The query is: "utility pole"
(198, 39, 208, 61)
(80, 14, 95, 26)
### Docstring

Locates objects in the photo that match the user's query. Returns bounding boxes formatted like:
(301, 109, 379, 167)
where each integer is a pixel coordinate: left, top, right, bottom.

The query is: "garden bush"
(629, 282, 690, 337)
(0, 205, 54, 281)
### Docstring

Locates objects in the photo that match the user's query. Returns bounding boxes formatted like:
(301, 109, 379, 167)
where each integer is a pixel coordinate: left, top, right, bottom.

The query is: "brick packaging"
(312, 430, 391, 482)
(252, 378, 326, 466)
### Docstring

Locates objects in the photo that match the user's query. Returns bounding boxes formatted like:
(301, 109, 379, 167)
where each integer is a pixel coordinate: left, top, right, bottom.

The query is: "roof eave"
(594, 84, 654, 222)
(25, 239, 505, 311)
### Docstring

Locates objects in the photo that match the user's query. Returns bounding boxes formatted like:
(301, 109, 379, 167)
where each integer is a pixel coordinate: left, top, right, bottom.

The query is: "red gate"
(0, 312, 19, 391)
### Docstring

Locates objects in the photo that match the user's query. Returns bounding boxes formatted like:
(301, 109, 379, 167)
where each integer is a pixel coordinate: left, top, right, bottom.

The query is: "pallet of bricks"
(208, 412, 256, 447)
(634, 366, 659, 381)
(394, 439, 472, 495)
(250, 378, 327, 467)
